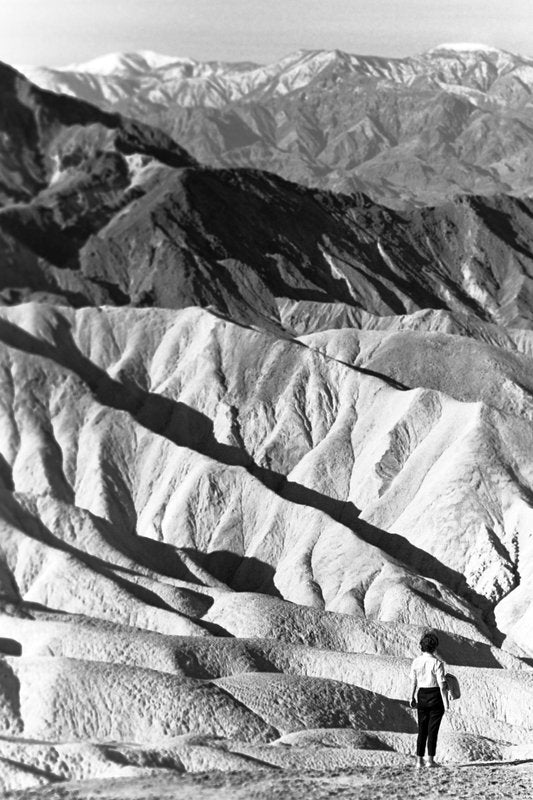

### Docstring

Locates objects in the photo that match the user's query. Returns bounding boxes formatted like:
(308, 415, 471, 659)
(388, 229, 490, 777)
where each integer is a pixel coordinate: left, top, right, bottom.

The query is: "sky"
(1, 0, 532, 67)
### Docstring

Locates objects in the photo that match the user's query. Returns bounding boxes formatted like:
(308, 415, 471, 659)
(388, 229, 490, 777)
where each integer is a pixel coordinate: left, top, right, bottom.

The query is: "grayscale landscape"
(21, 44, 533, 205)
(1, 29, 533, 800)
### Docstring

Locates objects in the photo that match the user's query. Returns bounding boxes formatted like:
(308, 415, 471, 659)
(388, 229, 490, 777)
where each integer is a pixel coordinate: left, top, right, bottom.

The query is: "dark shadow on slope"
(336, 360, 409, 391)
(118, 534, 204, 585)
(0, 315, 253, 468)
(0, 659, 21, 732)
(0, 490, 218, 624)
(207, 305, 410, 391)
(470, 198, 533, 261)
(0, 454, 14, 492)
(0, 638, 22, 656)
(0, 485, 197, 585)
(0, 208, 83, 271)
(0, 757, 63, 783)
(0, 313, 503, 643)
(288, 336, 410, 391)
(99, 745, 185, 772)
(181, 549, 282, 597)
(1, 600, 68, 618)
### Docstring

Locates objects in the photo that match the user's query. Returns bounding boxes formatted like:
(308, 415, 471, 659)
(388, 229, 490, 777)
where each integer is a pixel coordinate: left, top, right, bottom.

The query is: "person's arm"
(435, 659, 449, 711)
(410, 674, 417, 705)
(410, 662, 417, 706)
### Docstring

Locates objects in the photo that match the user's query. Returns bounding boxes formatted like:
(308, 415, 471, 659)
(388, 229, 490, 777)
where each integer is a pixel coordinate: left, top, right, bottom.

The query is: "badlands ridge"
(0, 55, 533, 796)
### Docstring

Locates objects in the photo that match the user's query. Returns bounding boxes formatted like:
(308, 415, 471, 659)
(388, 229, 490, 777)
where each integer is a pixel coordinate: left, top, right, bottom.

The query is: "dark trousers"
(416, 687, 444, 757)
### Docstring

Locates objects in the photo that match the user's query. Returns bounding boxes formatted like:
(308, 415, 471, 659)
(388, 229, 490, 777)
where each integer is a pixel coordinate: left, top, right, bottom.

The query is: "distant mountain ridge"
(18, 44, 533, 206)
(20, 44, 533, 105)
(3, 60, 533, 330)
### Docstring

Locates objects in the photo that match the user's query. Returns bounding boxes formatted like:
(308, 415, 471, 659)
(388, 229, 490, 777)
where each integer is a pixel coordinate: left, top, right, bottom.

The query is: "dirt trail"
(3, 762, 532, 800)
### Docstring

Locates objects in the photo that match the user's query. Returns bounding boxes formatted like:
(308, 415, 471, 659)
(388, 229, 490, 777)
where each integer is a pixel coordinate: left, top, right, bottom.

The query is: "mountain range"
(19, 44, 533, 206)
(2, 51, 533, 794)
(3, 62, 533, 332)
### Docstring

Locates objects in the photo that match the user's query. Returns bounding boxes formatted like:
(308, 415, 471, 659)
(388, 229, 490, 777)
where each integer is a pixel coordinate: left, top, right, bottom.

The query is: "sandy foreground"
(2, 763, 532, 800)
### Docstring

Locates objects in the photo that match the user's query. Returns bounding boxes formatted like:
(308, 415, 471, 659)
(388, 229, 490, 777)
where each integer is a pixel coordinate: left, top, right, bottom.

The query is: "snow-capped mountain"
(21, 44, 533, 104)
(17, 44, 533, 206)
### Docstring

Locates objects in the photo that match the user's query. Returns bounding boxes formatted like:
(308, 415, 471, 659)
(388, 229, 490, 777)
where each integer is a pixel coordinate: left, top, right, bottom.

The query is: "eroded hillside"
(1, 58, 533, 794)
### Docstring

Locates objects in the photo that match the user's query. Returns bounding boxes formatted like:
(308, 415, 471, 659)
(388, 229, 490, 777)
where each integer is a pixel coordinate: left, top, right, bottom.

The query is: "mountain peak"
(60, 50, 185, 75)
(428, 42, 505, 54)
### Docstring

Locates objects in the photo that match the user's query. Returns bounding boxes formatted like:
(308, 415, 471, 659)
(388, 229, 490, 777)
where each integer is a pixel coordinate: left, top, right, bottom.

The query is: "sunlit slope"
(0, 303, 532, 654)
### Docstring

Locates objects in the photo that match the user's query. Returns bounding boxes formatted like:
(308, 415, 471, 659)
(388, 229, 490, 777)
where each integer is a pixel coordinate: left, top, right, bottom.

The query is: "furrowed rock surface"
(2, 51, 533, 798)
(0, 301, 532, 657)
(1, 628, 533, 791)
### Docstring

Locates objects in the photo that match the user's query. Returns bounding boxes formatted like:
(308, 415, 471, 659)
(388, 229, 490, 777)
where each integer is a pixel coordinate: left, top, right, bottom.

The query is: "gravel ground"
(3, 762, 532, 800)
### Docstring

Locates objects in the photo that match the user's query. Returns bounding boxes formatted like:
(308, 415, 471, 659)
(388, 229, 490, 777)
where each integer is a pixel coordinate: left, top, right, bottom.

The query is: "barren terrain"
(1, 54, 533, 795)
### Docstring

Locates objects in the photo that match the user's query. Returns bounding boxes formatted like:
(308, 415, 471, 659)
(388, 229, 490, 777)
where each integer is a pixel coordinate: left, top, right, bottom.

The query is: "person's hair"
(420, 632, 439, 653)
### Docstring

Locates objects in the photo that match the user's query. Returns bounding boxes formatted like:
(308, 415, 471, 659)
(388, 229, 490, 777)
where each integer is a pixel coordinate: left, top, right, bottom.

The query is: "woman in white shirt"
(410, 631, 449, 768)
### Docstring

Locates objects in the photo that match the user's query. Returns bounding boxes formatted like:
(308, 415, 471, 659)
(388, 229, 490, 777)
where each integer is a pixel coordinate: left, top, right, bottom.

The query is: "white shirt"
(410, 652, 446, 689)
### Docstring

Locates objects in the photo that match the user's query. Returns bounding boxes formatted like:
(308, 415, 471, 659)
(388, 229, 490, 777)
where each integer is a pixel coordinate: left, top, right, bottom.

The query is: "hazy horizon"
(1, 0, 532, 67)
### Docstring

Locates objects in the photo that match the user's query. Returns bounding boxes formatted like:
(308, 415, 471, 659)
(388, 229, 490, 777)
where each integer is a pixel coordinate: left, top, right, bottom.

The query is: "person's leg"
(416, 706, 430, 759)
(426, 706, 444, 764)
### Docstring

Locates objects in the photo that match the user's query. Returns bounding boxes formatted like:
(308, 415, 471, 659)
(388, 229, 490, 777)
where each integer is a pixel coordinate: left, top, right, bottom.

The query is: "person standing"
(410, 631, 449, 768)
